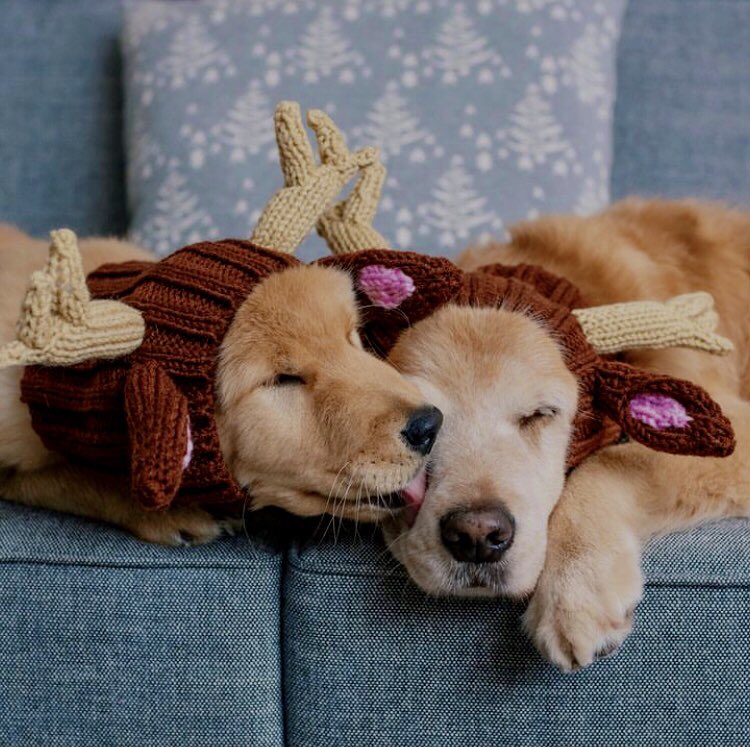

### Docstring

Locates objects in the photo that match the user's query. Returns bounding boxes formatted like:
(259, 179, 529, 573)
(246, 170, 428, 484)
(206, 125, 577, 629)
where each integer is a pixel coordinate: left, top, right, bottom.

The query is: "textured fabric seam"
(0, 557, 275, 570)
(284, 563, 750, 588)
(280, 547, 290, 747)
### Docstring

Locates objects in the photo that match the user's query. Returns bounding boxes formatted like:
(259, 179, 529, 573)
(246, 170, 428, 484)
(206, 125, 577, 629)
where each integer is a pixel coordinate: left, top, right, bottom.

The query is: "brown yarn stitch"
(318, 251, 735, 468)
(21, 241, 299, 509)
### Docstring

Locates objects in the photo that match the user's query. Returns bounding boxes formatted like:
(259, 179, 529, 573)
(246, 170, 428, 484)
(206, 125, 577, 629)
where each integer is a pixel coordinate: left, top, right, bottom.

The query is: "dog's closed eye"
(519, 405, 559, 429)
(271, 373, 306, 386)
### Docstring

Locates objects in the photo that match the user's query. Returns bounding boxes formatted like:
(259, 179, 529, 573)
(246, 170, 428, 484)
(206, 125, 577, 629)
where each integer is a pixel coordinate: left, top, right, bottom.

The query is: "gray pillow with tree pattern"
(123, 0, 625, 259)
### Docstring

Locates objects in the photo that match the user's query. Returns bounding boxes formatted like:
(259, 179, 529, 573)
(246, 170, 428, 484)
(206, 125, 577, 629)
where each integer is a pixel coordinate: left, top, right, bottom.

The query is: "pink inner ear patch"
(358, 264, 415, 309)
(182, 421, 194, 470)
(629, 393, 693, 430)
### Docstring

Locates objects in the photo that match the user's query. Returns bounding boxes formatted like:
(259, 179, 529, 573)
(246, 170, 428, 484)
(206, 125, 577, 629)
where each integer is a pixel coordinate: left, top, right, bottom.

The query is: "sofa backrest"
(0, 0, 748, 239)
(0, 0, 127, 238)
(612, 0, 750, 204)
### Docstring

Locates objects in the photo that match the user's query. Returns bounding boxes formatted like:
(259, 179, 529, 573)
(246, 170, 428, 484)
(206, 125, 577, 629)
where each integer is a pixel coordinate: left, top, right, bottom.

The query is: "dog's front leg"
(1, 462, 228, 546)
(523, 446, 646, 671)
(525, 393, 750, 671)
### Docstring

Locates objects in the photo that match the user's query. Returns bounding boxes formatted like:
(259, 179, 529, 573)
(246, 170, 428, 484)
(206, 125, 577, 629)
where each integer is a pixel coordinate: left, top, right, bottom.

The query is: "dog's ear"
(125, 361, 192, 510)
(594, 360, 735, 457)
(318, 250, 462, 355)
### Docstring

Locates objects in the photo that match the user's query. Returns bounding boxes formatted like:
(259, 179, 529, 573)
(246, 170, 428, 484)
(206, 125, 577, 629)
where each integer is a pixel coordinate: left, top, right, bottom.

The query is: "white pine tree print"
(213, 82, 275, 161)
(211, 0, 312, 20)
(500, 87, 574, 171)
(419, 159, 497, 247)
(133, 170, 218, 256)
(157, 16, 233, 89)
(574, 176, 607, 216)
(425, 3, 509, 84)
(123, 3, 181, 51)
(515, 0, 556, 13)
(370, 0, 413, 16)
(129, 128, 167, 182)
(295, 8, 365, 83)
(560, 25, 608, 107)
(353, 84, 431, 159)
(514, 0, 574, 16)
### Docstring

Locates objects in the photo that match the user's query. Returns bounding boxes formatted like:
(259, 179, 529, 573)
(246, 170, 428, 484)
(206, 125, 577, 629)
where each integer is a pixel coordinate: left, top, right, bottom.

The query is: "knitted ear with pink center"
(124, 362, 192, 511)
(318, 250, 463, 355)
(594, 360, 735, 457)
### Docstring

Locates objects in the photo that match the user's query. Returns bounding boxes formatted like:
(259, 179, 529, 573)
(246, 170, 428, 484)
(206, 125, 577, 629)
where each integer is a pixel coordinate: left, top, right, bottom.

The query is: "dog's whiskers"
(316, 461, 351, 539)
(238, 491, 252, 542)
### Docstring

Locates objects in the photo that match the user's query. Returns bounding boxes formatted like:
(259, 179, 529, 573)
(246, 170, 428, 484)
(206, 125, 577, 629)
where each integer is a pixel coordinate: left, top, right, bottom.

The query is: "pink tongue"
(401, 468, 427, 510)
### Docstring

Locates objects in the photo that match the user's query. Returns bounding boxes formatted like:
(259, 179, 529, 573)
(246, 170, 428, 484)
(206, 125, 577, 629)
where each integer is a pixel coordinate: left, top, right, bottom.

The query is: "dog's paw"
(523, 540, 643, 672)
(128, 505, 226, 546)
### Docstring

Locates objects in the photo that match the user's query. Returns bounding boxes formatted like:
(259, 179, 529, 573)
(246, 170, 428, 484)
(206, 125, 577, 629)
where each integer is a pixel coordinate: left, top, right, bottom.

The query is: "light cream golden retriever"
(380, 198, 750, 671)
(0, 224, 441, 545)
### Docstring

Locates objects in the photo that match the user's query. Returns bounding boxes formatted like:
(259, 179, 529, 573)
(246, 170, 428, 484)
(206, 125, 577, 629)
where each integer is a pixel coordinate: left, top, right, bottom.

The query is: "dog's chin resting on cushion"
(381, 198, 750, 671)
(0, 225, 434, 545)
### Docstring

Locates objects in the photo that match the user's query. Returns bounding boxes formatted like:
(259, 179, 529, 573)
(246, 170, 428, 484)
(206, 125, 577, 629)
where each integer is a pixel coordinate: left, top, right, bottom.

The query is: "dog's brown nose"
(402, 406, 443, 455)
(440, 507, 515, 563)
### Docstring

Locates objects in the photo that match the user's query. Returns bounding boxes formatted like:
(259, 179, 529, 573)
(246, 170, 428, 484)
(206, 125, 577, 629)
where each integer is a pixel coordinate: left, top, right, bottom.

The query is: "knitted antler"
(478, 264, 732, 357)
(572, 292, 733, 355)
(0, 229, 145, 368)
(317, 146, 392, 254)
(251, 102, 382, 254)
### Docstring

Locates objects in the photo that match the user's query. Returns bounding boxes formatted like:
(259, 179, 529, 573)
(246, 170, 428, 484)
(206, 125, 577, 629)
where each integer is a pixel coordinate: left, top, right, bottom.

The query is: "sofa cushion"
(283, 519, 750, 746)
(0, 501, 284, 747)
(0, 0, 127, 238)
(612, 0, 750, 202)
(122, 0, 625, 259)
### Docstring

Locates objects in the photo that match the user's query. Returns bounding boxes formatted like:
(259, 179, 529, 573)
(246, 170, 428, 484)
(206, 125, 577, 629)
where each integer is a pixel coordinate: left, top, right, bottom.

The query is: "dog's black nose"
(402, 406, 443, 455)
(440, 507, 515, 563)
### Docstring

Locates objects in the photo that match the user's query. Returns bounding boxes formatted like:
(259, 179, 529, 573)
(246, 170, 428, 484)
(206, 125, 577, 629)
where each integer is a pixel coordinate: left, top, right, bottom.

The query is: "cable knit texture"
(21, 240, 299, 510)
(319, 252, 736, 468)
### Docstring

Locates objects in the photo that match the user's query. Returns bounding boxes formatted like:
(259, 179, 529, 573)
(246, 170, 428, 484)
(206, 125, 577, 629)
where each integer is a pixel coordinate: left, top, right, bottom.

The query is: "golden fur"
(382, 198, 750, 670)
(0, 226, 433, 544)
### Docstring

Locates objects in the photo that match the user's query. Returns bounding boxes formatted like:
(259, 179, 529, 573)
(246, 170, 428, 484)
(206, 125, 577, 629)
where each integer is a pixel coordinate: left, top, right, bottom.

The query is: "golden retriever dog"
(0, 224, 441, 545)
(381, 198, 750, 670)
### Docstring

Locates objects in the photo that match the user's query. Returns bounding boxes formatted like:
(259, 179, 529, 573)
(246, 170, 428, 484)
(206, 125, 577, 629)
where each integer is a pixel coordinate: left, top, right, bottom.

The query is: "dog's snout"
(440, 507, 515, 563)
(402, 406, 443, 455)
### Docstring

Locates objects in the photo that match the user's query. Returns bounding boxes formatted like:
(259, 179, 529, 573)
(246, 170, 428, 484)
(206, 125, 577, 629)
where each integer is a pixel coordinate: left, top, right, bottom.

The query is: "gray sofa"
(1, 1, 750, 745)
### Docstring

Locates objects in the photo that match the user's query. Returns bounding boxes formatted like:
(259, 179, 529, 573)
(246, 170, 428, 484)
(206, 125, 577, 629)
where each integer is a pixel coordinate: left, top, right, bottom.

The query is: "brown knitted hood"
(21, 240, 299, 509)
(10, 102, 398, 512)
(318, 250, 735, 468)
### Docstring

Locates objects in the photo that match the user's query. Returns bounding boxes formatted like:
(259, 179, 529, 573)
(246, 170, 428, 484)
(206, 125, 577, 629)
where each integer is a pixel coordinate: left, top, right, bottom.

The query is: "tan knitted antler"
(0, 229, 145, 368)
(316, 145, 392, 254)
(573, 292, 733, 355)
(251, 102, 385, 254)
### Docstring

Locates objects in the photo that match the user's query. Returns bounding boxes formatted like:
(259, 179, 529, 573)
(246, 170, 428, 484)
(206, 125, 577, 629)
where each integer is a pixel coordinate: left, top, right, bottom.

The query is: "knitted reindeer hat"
(0, 103, 387, 511)
(322, 251, 735, 467)
(293, 110, 736, 467)
(0, 103, 734, 517)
